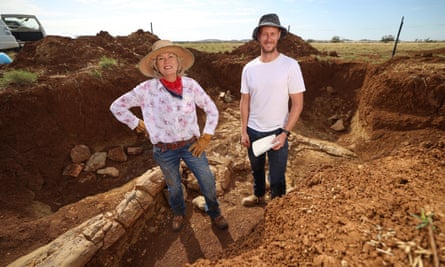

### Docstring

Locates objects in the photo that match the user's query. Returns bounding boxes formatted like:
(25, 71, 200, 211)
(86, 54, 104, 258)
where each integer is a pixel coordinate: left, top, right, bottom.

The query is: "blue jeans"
(153, 143, 221, 219)
(247, 127, 288, 198)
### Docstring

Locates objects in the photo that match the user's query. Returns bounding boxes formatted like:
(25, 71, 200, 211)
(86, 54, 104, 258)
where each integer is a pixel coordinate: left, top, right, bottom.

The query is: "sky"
(1, 0, 444, 41)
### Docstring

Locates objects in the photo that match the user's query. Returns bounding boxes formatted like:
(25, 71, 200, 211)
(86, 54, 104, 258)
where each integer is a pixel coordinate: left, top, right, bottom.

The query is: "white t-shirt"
(240, 53, 306, 132)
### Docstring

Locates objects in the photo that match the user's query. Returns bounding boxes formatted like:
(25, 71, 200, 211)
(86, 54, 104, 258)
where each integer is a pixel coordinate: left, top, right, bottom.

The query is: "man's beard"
(261, 43, 277, 54)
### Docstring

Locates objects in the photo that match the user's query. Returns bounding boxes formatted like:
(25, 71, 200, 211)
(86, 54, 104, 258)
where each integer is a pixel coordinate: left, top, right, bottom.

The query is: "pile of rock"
(62, 144, 144, 178)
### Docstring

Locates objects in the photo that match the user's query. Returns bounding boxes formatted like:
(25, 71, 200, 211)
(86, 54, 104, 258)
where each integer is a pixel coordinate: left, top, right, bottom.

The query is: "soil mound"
(231, 32, 320, 60)
(11, 30, 158, 74)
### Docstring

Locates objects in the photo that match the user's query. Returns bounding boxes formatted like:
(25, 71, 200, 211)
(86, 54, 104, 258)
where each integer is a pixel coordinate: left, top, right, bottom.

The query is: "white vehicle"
(0, 19, 19, 51)
(1, 14, 46, 44)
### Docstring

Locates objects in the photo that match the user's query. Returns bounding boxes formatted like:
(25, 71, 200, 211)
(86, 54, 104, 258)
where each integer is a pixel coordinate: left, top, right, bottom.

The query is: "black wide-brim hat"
(252, 13, 288, 40)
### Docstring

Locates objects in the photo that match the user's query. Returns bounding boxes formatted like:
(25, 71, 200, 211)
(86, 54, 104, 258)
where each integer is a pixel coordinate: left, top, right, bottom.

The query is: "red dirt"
(0, 30, 444, 266)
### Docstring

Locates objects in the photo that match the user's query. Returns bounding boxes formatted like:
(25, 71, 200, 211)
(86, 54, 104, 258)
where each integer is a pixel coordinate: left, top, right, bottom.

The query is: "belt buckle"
(171, 142, 180, 150)
(157, 137, 195, 152)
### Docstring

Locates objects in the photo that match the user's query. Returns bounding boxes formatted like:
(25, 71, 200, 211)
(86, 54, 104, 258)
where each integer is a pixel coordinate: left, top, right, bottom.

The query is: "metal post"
(392, 16, 404, 57)
(150, 22, 153, 34)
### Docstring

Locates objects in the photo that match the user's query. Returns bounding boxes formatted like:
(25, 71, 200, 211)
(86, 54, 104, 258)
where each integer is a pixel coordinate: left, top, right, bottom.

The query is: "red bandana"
(160, 77, 183, 98)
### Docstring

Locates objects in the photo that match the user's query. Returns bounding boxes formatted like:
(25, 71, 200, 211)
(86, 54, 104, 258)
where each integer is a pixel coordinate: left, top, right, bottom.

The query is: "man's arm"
(240, 93, 251, 147)
(272, 92, 303, 149)
(284, 92, 304, 132)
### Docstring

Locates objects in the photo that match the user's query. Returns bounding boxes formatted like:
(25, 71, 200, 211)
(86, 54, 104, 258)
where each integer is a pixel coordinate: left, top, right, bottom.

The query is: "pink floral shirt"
(110, 77, 219, 144)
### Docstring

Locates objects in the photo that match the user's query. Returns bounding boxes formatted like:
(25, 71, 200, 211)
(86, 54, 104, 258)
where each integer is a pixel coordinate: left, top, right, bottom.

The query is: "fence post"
(392, 16, 404, 57)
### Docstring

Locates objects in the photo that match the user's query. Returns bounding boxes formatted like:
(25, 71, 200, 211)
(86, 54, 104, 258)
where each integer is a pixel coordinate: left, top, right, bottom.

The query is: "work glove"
(135, 120, 148, 138)
(189, 133, 212, 157)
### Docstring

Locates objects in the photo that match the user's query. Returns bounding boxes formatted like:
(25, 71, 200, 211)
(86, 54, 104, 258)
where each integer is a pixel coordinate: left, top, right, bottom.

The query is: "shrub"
(381, 35, 395, 43)
(90, 69, 102, 78)
(331, 36, 341, 43)
(99, 56, 117, 70)
(0, 70, 38, 86)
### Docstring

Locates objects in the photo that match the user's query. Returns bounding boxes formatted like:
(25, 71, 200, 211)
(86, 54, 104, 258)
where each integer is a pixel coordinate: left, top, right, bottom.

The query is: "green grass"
(98, 56, 117, 69)
(88, 56, 118, 78)
(0, 70, 38, 87)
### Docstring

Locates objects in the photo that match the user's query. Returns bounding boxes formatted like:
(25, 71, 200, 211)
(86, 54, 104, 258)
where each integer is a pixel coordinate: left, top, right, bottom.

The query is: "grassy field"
(179, 41, 445, 64)
(178, 41, 245, 53)
(311, 41, 445, 63)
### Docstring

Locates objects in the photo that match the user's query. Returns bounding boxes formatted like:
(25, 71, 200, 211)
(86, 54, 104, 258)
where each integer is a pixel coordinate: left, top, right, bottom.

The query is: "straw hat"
(138, 40, 195, 77)
(252, 13, 287, 40)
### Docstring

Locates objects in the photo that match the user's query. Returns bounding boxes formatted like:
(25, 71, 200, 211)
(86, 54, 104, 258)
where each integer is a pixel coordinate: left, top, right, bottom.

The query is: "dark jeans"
(247, 127, 289, 198)
(153, 143, 221, 219)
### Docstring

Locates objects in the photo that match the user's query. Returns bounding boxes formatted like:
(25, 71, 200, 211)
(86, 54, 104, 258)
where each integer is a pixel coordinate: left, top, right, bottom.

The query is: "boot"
(172, 215, 184, 232)
(212, 215, 228, 230)
(242, 195, 265, 207)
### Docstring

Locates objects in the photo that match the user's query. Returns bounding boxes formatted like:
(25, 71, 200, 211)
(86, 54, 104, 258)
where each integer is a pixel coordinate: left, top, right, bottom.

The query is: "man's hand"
(240, 132, 250, 147)
(135, 120, 148, 138)
(189, 134, 212, 157)
(272, 132, 287, 150)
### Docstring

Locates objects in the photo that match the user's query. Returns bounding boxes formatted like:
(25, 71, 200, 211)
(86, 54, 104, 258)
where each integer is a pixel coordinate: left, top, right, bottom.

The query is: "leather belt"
(154, 137, 196, 152)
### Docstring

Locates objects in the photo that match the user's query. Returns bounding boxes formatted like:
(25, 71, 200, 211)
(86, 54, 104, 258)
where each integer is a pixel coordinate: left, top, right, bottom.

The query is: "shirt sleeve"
(289, 61, 306, 94)
(240, 65, 249, 94)
(109, 83, 144, 130)
(191, 79, 219, 135)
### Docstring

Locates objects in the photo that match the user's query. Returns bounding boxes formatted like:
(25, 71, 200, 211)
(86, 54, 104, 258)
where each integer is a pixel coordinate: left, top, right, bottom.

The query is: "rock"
(25, 201, 53, 218)
(107, 146, 127, 162)
(223, 90, 233, 103)
(63, 163, 85, 177)
(330, 119, 346, 131)
(97, 167, 119, 177)
(70, 144, 91, 163)
(84, 152, 107, 172)
(115, 190, 152, 228)
(326, 85, 336, 95)
(127, 146, 144, 155)
(327, 114, 340, 124)
(293, 133, 357, 158)
(212, 165, 232, 191)
(185, 176, 200, 191)
(134, 168, 166, 197)
(192, 196, 206, 212)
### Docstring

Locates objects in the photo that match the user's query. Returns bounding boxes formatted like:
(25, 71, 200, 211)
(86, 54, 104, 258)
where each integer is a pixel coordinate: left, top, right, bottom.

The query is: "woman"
(110, 40, 228, 231)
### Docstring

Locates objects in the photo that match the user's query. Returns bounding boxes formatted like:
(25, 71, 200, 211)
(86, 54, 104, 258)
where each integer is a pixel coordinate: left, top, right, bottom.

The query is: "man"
(240, 14, 305, 206)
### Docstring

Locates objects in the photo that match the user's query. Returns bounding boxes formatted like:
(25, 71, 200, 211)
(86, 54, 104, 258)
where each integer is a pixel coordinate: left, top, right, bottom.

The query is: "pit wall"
(358, 59, 445, 132)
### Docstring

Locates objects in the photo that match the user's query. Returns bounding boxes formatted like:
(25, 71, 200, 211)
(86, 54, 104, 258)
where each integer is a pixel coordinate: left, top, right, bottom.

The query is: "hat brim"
(138, 45, 195, 77)
(252, 24, 288, 40)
